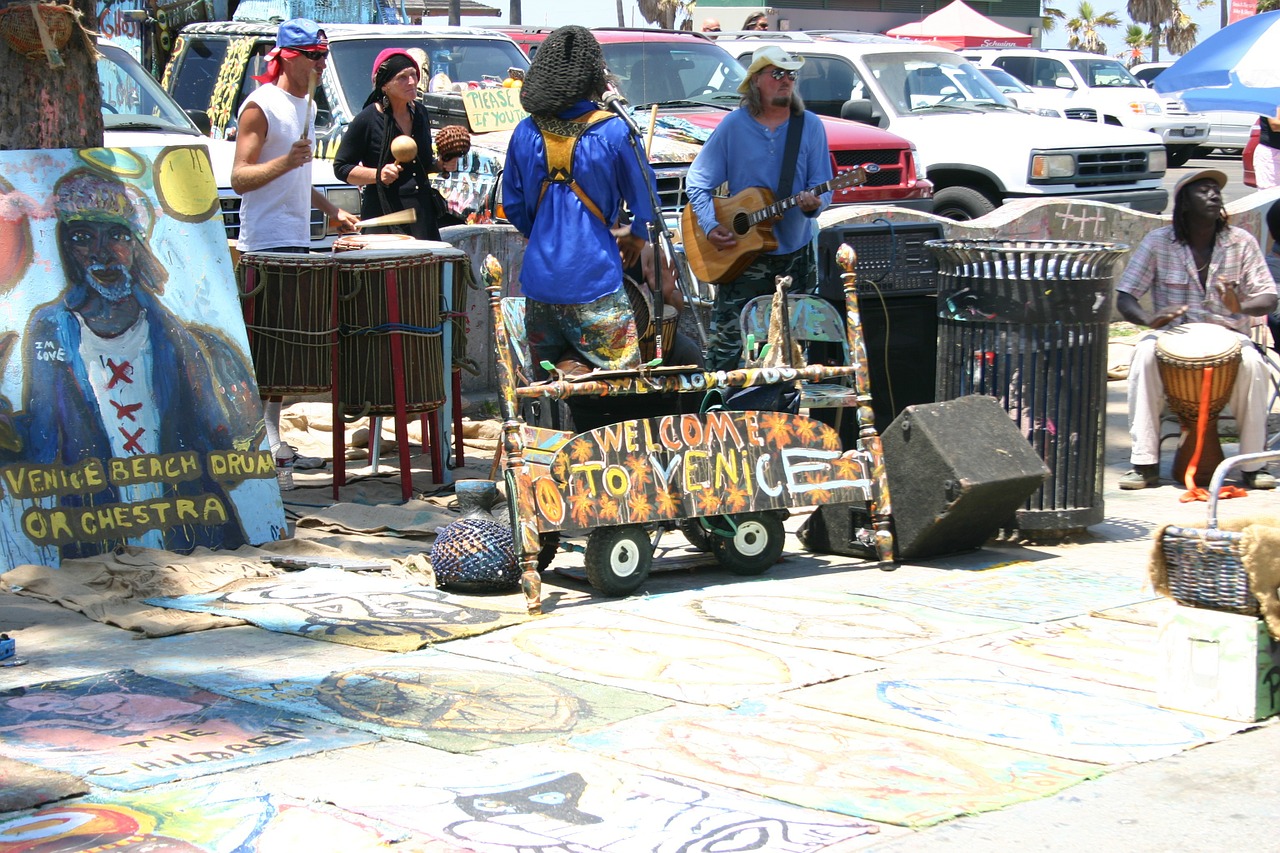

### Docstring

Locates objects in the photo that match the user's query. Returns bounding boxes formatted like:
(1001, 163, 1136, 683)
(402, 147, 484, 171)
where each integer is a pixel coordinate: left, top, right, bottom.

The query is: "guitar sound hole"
(731, 213, 751, 235)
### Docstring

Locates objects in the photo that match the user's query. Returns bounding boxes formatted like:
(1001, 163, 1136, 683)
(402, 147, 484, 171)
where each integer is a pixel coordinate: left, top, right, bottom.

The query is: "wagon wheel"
(710, 512, 786, 576)
(678, 518, 715, 553)
(584, 525, 653, 596)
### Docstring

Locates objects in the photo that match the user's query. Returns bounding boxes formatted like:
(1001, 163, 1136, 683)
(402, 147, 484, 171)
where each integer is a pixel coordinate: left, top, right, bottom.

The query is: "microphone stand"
(602, 91, 709, 363)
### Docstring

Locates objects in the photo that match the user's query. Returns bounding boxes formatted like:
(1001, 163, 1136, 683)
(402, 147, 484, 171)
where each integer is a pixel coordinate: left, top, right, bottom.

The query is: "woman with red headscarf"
(334, 48, 465, 240)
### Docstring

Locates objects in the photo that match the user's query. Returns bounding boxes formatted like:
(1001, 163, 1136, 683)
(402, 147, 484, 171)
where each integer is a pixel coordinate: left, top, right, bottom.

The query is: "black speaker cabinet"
(883, 395, 1049, 560)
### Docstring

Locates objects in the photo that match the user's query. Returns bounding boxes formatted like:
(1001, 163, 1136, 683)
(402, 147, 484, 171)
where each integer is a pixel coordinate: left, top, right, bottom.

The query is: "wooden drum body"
(625, 276, 679, 363)
(1155, 322, 1242, 486)
(237, 251, 335, 395)
(334, 246, 457, 418)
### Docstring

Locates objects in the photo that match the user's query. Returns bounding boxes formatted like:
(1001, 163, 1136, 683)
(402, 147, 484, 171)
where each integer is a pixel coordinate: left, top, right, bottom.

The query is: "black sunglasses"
(295, 48, 328, 60)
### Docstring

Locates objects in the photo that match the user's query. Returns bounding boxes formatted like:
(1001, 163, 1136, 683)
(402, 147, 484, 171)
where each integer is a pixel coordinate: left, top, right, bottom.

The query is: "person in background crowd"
(1254, 110, 1280, 190)
(230, 18, 358, 479)
(1264, 200, 1280, 354)
(684, 45, 831, 372)
(702, 17, 722, 34)
(333, 48, 461, 242)
(1115, 168, 1277, 490)
(742, 11, 769, 30)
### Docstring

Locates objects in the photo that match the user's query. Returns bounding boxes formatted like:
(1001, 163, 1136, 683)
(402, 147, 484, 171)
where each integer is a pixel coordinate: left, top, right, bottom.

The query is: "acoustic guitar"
(680, 166, 871, 284)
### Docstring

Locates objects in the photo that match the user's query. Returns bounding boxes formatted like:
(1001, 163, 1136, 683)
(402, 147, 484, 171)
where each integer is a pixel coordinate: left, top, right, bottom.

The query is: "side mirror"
(185, 109, 212, 136)
(1054, 76, 1076, 90)
(840, 98, 875, 125)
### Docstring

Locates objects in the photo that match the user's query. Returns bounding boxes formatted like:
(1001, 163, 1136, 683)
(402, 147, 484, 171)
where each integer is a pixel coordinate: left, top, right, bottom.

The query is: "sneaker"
(1243, 470, 1277, 490)
(273, 442, 325, 470)
(1119, 464, 1160, 490)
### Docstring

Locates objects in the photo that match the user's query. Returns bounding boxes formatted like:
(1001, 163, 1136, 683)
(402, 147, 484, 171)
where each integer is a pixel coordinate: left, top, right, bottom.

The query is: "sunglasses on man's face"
(770, 68, 798, 81)
(295, 49, 328, 60)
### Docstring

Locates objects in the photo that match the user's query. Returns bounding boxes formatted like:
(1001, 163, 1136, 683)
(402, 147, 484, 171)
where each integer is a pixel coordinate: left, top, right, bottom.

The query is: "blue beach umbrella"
(1154, 10, 1280, 115)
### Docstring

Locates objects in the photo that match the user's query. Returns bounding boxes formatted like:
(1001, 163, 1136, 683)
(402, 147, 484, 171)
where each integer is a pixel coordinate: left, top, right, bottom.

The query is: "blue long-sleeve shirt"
(502, 101, 657, 304)
(685, 109, 832, 257)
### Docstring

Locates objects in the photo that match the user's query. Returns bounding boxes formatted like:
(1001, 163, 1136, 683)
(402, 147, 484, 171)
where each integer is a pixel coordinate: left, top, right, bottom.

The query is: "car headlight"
(1030, 153, 1075, 179)
(1035, 107, 1063, 118)
(1148, 147, 1167, 172)
(1128, 101, 1162, 116)
(910, 147, 927, 181)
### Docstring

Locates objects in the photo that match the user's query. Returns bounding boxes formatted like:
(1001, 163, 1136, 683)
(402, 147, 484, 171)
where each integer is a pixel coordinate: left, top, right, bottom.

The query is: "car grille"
(653, 165, 691, 212)
(833, 149, 904, 187)
(219, 195, 328, 243)
(1075, 149, 1152, 180)
(1065, 108, 1098, 122)
(1161, 99, 1194, 117)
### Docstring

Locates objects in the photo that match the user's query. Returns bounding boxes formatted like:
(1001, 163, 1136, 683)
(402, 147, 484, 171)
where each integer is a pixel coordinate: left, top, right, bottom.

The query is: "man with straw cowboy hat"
(230, 18, 358, 481)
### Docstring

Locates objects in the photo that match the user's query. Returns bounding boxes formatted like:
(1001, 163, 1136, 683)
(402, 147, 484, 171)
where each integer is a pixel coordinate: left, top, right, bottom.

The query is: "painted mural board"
(0, 146, 285, 570)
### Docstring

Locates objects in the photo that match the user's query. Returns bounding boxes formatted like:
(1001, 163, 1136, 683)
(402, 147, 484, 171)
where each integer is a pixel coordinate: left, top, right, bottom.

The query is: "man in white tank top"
(231, 18, 358, 477)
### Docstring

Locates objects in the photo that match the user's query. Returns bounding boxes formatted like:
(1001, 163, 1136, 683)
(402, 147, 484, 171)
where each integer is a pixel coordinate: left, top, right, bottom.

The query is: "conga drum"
(1154, 322, 1242, 487)
(237, 251, 336, 395)
(624, 276, 679, 363)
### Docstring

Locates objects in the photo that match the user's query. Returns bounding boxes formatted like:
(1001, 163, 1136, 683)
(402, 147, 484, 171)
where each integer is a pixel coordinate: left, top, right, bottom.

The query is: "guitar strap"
(532, 110, 616, 225)
(776, 113, 805, 202)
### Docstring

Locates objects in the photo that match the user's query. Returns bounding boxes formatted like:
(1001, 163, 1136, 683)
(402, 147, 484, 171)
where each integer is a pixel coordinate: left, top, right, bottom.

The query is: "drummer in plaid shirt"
(1116, 168, 1278, 490)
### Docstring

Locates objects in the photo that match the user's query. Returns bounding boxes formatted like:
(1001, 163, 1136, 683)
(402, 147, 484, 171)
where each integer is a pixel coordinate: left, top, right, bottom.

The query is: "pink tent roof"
(885, 0, 1033, 49)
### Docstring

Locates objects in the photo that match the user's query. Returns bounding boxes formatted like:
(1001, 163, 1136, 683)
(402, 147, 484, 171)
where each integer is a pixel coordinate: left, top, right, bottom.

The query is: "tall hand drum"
(1154, 322, 1242, 487)
(237, 252, 336, 395)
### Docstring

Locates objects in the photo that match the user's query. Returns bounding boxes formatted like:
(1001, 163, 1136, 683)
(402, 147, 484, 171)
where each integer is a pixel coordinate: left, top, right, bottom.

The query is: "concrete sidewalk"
(1, 377, 1278, 852)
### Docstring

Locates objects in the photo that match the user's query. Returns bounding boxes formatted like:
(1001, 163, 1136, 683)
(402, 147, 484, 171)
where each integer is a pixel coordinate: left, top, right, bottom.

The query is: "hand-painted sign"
(0, 146, 285, 569)
(532, 411, 871, 530)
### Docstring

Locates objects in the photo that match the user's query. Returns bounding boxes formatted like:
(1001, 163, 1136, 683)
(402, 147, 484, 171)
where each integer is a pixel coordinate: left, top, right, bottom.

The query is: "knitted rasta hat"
(519, 25, 607, 117)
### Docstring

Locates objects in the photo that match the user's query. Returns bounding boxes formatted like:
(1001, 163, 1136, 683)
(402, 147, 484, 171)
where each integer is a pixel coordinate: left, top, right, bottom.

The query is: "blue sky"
(485, 0, 1230, 61)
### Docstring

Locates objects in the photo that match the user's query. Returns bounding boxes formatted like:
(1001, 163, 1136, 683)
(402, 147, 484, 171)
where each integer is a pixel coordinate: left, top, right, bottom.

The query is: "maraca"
(390, 134, 418, 165)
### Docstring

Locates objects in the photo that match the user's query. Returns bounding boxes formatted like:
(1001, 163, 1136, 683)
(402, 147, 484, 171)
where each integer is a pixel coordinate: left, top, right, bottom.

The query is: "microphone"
(602, 86, 644, 138)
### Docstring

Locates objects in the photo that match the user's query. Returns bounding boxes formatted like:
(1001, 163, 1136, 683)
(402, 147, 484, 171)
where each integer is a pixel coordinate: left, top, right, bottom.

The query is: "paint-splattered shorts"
(527, 287, 641, 376)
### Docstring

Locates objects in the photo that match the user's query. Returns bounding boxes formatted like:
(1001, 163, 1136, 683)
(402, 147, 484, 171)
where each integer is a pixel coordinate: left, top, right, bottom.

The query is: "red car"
(491, 26, 933, 210)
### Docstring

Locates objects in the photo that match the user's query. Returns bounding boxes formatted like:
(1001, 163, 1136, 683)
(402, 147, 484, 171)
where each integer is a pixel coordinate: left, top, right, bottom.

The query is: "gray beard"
(82, 264, 134, 303)
(769, 94, 791, 109)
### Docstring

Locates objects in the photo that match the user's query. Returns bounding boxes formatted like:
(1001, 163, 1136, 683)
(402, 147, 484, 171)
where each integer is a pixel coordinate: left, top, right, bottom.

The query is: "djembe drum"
(237, 252, 336, 395)
(624, 276, 678, 363)
(1155, 322, 1242, 487)
(333, 233, 415, 252)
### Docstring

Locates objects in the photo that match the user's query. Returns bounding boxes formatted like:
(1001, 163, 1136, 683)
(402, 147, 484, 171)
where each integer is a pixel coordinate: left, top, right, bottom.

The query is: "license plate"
(1184, 126, 1199, 136)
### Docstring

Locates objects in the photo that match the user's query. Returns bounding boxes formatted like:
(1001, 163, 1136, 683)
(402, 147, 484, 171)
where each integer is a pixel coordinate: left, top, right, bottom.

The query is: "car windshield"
(602, 40, 745, 107)
(1069, 57, 1142, 88)
(864, 51, 1012, 115)
(328, 37, 529, 110)
(979, 66, 1031, 94)
(98, 43, 201, 134)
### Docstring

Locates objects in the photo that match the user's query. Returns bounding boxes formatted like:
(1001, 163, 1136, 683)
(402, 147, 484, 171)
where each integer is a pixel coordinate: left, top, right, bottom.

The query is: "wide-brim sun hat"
(737, 45, 805, 93)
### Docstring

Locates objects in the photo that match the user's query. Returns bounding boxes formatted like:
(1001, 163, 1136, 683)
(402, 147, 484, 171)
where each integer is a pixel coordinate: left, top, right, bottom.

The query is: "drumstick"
(301, 69, 317, 141)
(353, 208, 418, 229)
(644, 104, 658, 157)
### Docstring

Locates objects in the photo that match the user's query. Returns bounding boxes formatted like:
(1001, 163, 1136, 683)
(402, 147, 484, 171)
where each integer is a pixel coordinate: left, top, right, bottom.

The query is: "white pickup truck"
(719, 33, 1170, 220)
(965, 48, 1211, 168)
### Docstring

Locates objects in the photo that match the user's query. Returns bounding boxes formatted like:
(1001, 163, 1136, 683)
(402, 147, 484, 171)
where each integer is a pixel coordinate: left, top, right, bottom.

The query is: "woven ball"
(435, 124, 471, 160)
(430, 516, 519, 592)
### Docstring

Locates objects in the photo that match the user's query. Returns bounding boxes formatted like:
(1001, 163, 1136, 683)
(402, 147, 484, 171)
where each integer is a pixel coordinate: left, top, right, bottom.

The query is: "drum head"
(1155, 322, 1241, 363)
(333, 233, 413, 252)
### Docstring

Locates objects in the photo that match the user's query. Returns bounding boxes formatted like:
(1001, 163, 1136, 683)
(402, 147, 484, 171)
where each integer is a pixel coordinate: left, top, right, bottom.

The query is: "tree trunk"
(510, 0, 521, 25)
(1150, 21, 1161, 61)
(449, 0, 460, 26)
(617, 0, 625, 25)
(0, 0, 103, 150)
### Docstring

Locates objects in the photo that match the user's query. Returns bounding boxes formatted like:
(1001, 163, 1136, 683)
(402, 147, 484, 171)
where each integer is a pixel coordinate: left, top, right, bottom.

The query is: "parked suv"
(99, 39, 349, 250)
(719, 33, 1168, 219)
(965, 48, 1210, 167)
(492, 27, 933, 212)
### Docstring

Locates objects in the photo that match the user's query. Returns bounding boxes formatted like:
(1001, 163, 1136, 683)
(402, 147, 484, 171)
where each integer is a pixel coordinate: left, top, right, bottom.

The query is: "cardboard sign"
(461, 87, 527, 133)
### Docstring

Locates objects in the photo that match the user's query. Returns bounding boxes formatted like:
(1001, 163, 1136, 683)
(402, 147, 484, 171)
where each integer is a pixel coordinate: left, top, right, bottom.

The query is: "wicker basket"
(0, 2, 75, 59)
(1159, 524, 1259, 616)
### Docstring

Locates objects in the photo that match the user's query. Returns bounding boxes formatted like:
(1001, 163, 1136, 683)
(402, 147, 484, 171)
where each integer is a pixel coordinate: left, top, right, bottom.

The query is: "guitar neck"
(747, 170, 861, 227)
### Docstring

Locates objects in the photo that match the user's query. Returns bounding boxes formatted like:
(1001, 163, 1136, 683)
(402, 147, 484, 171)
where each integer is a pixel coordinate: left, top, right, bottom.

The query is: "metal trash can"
(925, 239, 1129, 535)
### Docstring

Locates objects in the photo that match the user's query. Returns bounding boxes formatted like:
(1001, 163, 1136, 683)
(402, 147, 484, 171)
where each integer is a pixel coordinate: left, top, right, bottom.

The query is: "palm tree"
(1164, 0, 1201, 56)
(1066, 1, 1122, 54)
(1042, 3, 1067, 32)
(1261, 0, 1280, 11)
(1120, 24, 1153, 65)
(637, 0, 693, 28)
(1127, 0, 1172, 60)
